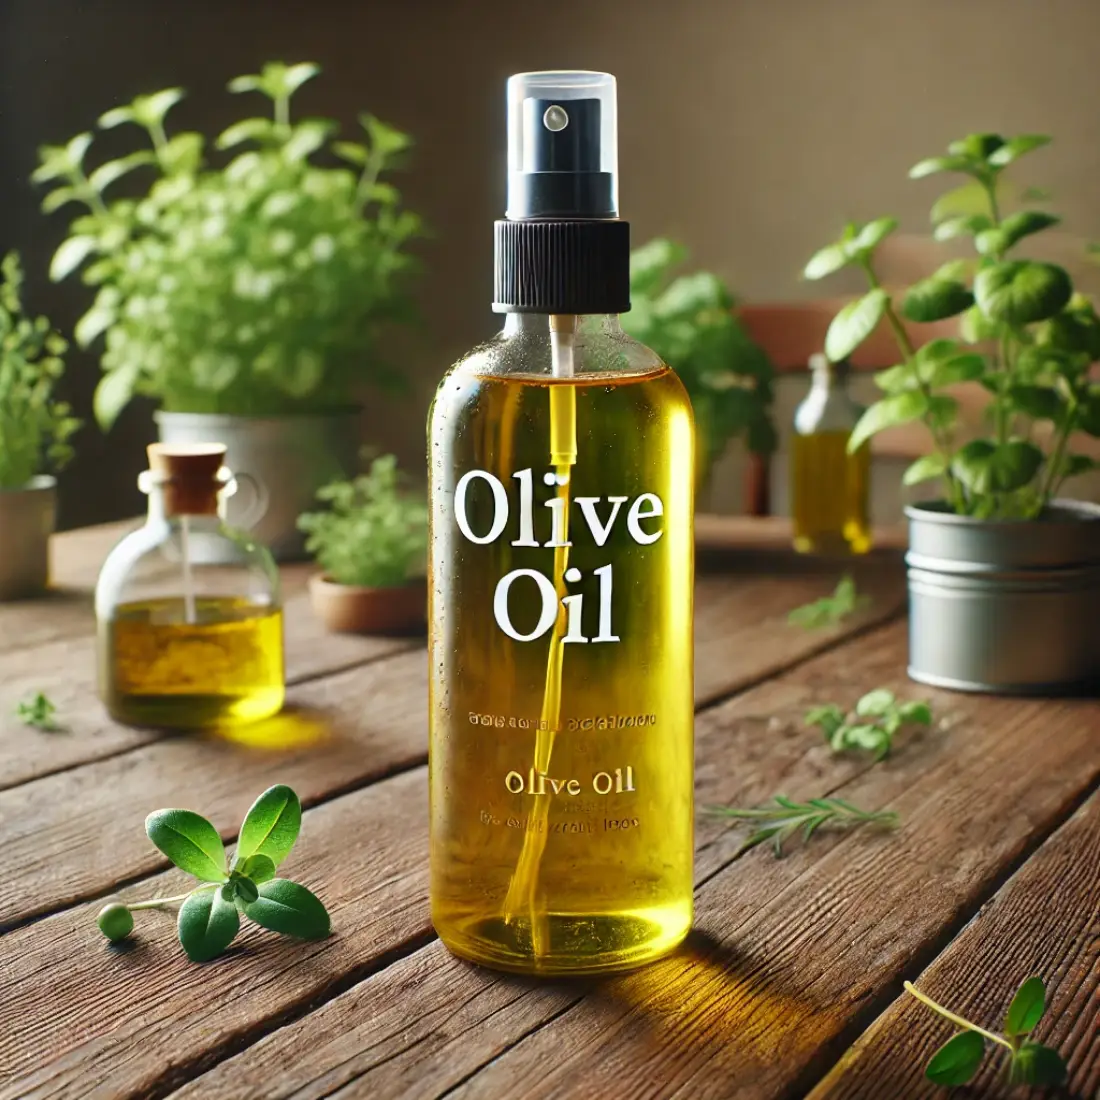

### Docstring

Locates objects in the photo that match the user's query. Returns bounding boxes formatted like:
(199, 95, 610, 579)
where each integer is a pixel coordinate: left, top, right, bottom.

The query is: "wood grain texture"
(809, 791, 1100, 1100)
(0, 563, 903, 928)
(0, 587, 416, 791)
(1, 610, 912, 1100)
(148, 623, 1095, 1100)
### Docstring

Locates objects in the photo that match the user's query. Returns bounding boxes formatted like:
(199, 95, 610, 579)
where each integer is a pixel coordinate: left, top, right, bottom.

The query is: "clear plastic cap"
(505, 71, 618, 220)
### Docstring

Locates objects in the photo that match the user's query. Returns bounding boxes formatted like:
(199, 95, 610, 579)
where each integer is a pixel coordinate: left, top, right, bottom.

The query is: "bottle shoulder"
(793, 384, 863, 434)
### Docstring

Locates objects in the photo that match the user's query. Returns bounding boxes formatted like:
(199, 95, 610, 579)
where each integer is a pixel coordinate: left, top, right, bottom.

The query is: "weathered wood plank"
(159, 622, 1100, 1100)
(0, 588, 417, 791)
(0, 565, 902, 927)
(0, 611, 907, 1100)
(808, 791, 1100, 1100)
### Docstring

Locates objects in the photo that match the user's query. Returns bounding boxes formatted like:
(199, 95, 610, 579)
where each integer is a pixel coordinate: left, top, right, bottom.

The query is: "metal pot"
(156, 410, 359, 561)
(0, 476, 57, 600)
(906, 500, 1100, 694)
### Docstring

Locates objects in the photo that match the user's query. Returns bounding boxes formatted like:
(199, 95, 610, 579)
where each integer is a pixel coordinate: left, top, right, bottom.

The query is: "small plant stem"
(1040, 396, 1078, 504)
(903, 981, 1015, 1051)
(996, 333, 1012, 444)
(275, 93, 290, 131)
(127, 890, 200, 910)
(858, 258, 965, 511)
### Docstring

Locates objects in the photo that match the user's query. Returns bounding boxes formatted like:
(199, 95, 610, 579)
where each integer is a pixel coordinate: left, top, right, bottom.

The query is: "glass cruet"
(95, 442, 284, 730)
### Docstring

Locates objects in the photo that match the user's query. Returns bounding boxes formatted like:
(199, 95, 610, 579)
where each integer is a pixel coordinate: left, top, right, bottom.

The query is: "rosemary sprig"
(704, 795, 898, 857)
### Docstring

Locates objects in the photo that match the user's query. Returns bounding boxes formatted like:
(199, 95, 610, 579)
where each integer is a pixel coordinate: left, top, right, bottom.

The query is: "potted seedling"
(0, 252, 80, 600)
(33, 61, 421, 560)
(805, 132, 1100, 693)
(298, 453, 427, 634)
(622, 238, 776, 489)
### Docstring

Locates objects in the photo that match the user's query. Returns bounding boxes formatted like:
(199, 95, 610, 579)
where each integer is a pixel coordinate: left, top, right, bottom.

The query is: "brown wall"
(3, 0, 1100, 527)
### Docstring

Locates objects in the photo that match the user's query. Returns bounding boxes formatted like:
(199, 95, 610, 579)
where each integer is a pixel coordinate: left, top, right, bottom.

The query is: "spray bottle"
(428, 71, 695, 974)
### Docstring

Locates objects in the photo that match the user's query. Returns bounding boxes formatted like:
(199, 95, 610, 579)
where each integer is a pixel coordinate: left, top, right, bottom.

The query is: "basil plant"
(34, 62, 422, 428)
(805, 133, 1100, 519)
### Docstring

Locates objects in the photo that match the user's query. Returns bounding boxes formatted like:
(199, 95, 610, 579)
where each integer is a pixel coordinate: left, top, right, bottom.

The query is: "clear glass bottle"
(428, 72, 695, 975)
(96, 443, 284, 729)
(791, 354, 871, 554)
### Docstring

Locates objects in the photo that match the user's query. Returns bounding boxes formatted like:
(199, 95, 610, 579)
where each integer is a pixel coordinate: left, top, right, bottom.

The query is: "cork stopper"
(146, 443, 227, 517)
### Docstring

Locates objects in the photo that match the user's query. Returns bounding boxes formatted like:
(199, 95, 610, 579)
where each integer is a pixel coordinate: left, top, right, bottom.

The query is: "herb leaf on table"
(96, 784, 331, 962)
(15, 692, 64, 732)
(787, 574, 870, 630)
(904, 977, 1067, 1088)
(704, 796, 899, 857)
(807, 690, 933, 760)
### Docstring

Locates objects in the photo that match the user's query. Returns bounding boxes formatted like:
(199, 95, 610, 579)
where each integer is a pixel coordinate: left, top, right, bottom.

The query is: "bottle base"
(434, 902, 692, 976)
(105, 687, 285, 731)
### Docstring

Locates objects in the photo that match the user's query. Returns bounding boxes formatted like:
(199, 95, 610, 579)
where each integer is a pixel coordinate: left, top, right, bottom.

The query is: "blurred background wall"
(3, 0, 1100, 527)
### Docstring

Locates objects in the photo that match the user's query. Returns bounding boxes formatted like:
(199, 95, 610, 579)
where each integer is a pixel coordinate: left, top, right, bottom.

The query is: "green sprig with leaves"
(622, 238, 776, 468)
(806, 689, 932, 760)
(906, 977, 1067, 1089)
(15, 692, 64, 732)
(0, 253, 79, 489)
(805, 132, 1100, 519)
(298, 453, 426, 588)
(96, 784, 330, 962)
(34, 61, 422, 427)
(705, 796, 898, 857)
(787, 574, 869, 630)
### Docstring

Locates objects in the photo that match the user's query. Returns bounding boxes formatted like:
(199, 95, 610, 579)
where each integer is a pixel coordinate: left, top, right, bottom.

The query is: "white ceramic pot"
(0, 475, 57, 600)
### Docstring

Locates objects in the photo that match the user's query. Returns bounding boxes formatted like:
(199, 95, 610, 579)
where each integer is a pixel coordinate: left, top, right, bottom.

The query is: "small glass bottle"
(96, 443, 284, 729)
(791, 354, 871, 554)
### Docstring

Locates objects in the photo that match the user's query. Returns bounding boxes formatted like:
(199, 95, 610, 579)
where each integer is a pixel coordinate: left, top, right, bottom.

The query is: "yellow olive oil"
(791, 431, 871, 555)
(101, 597, 284, 729)
(429, 365, 695, 974)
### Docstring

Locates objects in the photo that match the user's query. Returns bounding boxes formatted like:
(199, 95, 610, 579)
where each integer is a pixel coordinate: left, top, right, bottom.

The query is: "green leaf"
(629, 237, 687, 295)
(93, 365, 137, 430)
(40, 186, 80, 214)
(131, 88, 184, 128)
(283, 62, 321, 95)
(178, 887, 239, 962)
(874, 364, 917, 394)
(855, 689, 896, 717)
(362, 113, 411, 156)
(899, 701, 933, 725)
(97, 106, 136, 130)
(903, 454, 948, 486)
(88, 152, 156, 193)
(910, 155, 975, 179)
(230, 874, 259, 905)
(901, 278, 973, 323)
(242, 879, 331, 939)
(145, 809, 228, 882)
(947, 133, 1005, 160)
(974, 262, 1073, 326)
(49, 236, 97, 282)
(236, 853, 276, 884)
(216, 117, 276, 150)
(987, 134, 1051, 167)
(803, 243, 850, 281)
(1005, 384, 1062, 421)
(925, 1030, 985, 1086)
(1059, 454, 1097, 481)
(805, 704, 845, 736)
(333, 140, 369, 166)
(852, 217, 898, 253)
(1009, 1043, 1067, 1087)
(1079, 388, 1100, 436)
(848, 391, 928, 453)
(283, 120, 336, 162)
(975, 211, 1060, 257)
(960, 304, 1001, 344)
(952, 439, 1043, 495)
(1004, 976, 1047, 1038)
(931, 180, 995, 223)
(933, 213, 993, 242)
(236, 784, 302, 868)
(75, 306, 115, 348)
(825, 288, 888, 362)
(924, 353, 985, 387)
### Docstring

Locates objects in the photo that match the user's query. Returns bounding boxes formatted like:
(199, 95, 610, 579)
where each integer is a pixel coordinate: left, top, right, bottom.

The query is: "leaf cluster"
(806, 689, 931, 760)
(787, 574, 869, 630)
(0, 252, 79, 488)
(622, 238, 777, 463)
(804, 132, 1100, 519)
(910, 977, 1067, 1089)
(298, 452, 427, 588)
(97, 784, 330, 962)
(14, 691, 64, 732)
(33, 61, 423, 428)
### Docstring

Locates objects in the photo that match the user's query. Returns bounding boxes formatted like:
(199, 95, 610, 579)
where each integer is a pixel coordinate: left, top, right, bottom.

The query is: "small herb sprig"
(788, 574, 869, 630)
(705, 796, 898, 857)
(15, 692, 63, 732)
(807, 690, 932, 760)
(96, 784, 330, 962)
(906, 977, 1067, 1089)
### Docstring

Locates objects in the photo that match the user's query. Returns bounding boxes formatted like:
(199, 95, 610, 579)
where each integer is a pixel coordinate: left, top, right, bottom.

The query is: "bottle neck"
(142, 483, 227, 527)
(502, 313, 623, 336)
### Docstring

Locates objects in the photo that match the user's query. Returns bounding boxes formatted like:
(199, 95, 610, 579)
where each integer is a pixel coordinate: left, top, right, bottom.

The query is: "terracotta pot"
(308, 573, 425, 635)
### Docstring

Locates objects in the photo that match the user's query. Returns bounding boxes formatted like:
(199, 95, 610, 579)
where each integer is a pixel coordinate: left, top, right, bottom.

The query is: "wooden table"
(1, 519, 1097, 1100)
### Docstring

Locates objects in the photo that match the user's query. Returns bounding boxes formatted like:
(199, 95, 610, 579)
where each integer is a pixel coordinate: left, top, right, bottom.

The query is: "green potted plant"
(622, 238, 776, 488)
(33, 61, 421, 559)
(805, 132, 1100, 693)
(298, 453, 427, 634)
(0, 252, 80, 599)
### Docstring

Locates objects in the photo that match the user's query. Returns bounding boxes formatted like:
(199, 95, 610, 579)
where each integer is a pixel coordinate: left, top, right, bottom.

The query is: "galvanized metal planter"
(0, 476, 57, 600)
(906, 500, 1100, 694)
(156, 410, 359, 562)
